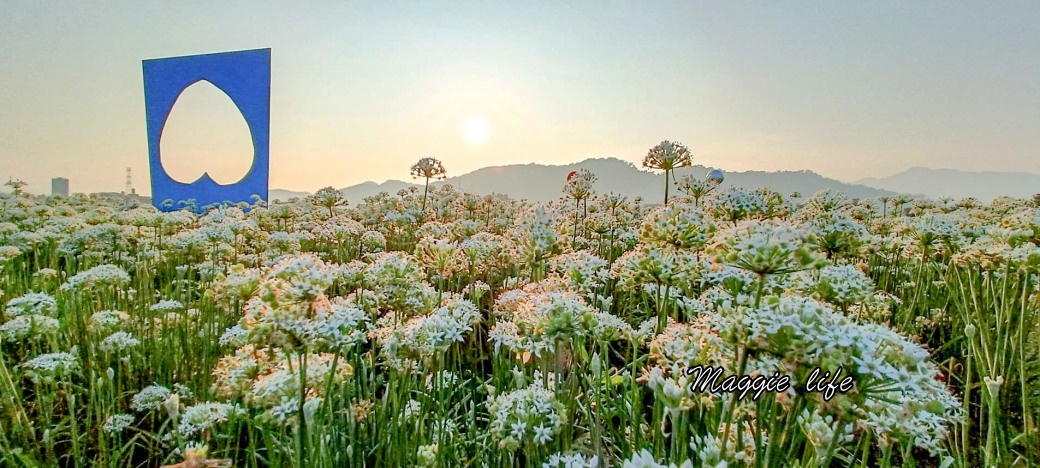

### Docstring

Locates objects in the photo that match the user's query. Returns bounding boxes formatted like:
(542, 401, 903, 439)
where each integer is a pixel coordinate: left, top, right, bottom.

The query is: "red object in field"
(567, 171, 578, 181)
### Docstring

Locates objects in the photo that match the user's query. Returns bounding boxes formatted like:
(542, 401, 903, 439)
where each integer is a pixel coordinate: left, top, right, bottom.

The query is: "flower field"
(1, 176, 1039, 467)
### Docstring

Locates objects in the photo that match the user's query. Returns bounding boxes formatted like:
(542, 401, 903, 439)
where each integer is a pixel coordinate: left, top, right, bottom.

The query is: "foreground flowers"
(0, 185, 1035, 467)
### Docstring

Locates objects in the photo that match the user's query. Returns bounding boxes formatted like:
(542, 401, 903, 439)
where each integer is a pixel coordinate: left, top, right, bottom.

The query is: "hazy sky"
(2, 2, 1039, 195)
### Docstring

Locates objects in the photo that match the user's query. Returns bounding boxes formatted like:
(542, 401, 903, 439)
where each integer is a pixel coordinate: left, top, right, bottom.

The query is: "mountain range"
(270, 158, 1038, 204)
(857, 167, 1040, 201)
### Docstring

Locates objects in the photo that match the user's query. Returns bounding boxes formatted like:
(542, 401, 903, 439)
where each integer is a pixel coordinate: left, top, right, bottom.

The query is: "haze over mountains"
(271, 157, 1038, 204)
(272, 157, 893, 203)
(857, 167, 1040, 201)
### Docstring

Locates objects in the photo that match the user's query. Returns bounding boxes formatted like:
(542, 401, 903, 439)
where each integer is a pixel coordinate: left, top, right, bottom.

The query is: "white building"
(51, 177, 69, 196)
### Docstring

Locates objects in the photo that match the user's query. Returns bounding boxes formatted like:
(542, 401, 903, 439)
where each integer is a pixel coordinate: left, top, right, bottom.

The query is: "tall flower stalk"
(411, 157, 448, 216)
(643, 141, 692, 205)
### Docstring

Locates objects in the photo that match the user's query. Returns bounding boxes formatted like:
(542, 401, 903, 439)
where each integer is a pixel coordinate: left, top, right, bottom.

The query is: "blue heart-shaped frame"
(143, 48, 270, 212)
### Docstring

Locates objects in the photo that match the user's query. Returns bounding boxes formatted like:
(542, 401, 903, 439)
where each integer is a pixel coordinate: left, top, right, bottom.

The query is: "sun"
(461, 115, 490, 145)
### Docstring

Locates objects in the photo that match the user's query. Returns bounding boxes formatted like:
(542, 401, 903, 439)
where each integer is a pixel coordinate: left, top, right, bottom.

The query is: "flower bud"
(590, 353, 603, 377)
(984, 375, 1004, 398)
(163, 393, 180, 421)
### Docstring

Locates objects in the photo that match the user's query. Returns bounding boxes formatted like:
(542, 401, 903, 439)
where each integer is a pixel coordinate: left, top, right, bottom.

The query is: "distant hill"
(269, 189, 311, 201)
(429, 158, 898, 203)
(858, 167, 1040, 202)
(341, 180, 424, 202)
(272, 182, 423, 203)
(271, 157, 900, 203)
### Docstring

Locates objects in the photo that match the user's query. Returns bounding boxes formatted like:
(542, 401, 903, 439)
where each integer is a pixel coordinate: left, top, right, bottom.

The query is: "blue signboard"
(143, 48, 270, 211)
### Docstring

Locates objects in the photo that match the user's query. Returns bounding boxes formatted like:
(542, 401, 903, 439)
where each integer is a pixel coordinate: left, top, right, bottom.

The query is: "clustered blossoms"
(177, 402, 244, 438)
(550, 250, 610, 298)
(543, 452, 600, 468)
(370, 295, 481, 369)
(737, 296, 961, 454)
(639, 202, 715, 251)
(804, 211, 869, 259)
(622, 449, 693, 468)
(796, 264, 876, 308)
(1, 292, 60, 341)
(59, 264, 131, 292)
(210, 254, 366, 421)
(712, 220, 827, 276)
(362, 252, 439, 315)
(234, 253, 369, 351)
(487, 382, 567, 450)
(89, 310, 130, 331)
(611, 245, 704, 293)
(102, 413, 135, 435)
(98, 331, 140, 353)
(20, 351, 79, 383)
(131, 384, 172, 412)
(643, 319, 731, 410)
(489, 279, 633, 359)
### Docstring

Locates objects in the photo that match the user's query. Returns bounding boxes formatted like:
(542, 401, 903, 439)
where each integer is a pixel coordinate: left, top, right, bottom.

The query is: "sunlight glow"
(461, 115, 490, 145)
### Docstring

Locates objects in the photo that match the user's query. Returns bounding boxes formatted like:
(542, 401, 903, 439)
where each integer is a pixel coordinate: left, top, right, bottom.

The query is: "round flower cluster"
(415, 235, 462, 278)
(712, 220, 826, 276)
(1, 312, 59, 342)
(233, 254, 369, 351)
(211, 345, 357, 422)
(708, 187, 767, 223)
(5, 292, 57, 316)
(150, 299, 184, 313)
(511, 207, 560, 265)
(487, 382, 567, 451)
(543, 452, 599, 468)
(370, 296, 481, 368)
(2, 292, 60, 341)
(207, 265, 262, 305)
(176, 402, 244, 438)
(643, 320, 731, 409)
(489, 280, 632, 359)
(360, 230, 388, 253)
(731, 295, 961, 454)
(550, 250, 610, 298)
(103, 413, 135, 435)
(638, 202, 715, 251)
(804, 212, 868, 259)
(243, 352, 354, 424)
(611, 245, 704, 292)
(131, 384, 173, 412)
(797, 264, 875, 308)
(909, 214, 963, 254)
(59, 264, 131, 292)
(98, 331, 141, 354)
(20, 350, 79, 383)
(89, 310, 130, 331)
(362, 252, 438, 315)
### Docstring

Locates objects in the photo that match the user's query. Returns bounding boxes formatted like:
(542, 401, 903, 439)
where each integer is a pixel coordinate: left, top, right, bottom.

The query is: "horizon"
(275, 157, 1040, 195)
(3, 3, 1040, 195)
(7, 156, 1040, 197)
(7, 152, 1040, 197)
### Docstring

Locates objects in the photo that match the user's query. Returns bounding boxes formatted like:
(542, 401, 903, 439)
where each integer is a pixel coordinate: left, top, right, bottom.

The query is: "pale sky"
(2, 2, 1039, 195)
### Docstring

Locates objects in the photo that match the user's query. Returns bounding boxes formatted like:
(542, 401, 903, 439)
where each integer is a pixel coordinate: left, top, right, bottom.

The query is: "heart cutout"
(159, 80, 256, 185)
